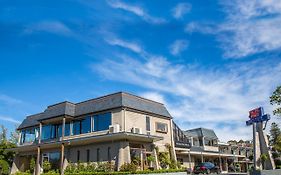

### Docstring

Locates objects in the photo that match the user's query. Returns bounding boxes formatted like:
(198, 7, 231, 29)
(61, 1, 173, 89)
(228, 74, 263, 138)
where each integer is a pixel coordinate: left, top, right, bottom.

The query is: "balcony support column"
(61, 117, 66, 175)
(35, 146, 41, 175)
(39, 122, 42, 144)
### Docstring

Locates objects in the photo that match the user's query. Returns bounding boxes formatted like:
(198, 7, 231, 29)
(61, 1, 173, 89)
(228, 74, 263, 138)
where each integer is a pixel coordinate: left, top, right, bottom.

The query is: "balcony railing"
(203, 145, 219, 152)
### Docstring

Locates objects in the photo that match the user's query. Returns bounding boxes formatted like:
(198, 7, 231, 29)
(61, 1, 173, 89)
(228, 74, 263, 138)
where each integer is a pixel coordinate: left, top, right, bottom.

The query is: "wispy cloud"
(92, 55, 281, 141)
(218, 0, 281, 58)
(107, 0, 166, 24)
(185, 0, 281, 58)
(105, 37, 142, 53)
(169, 39, 189, 56)
(0, 94, 22, 105)
(24, 21, 74, 36)
(172, 3, 192, 19)
(0, 115, 21, 124)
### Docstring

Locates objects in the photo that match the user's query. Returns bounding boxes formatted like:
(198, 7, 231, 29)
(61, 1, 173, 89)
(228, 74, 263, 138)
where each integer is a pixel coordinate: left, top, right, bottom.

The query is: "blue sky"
(1, 0, 281, 141)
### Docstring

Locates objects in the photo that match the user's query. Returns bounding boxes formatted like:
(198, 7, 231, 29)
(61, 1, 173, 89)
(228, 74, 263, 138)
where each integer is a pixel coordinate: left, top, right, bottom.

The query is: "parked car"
(193, 162, 221, 174)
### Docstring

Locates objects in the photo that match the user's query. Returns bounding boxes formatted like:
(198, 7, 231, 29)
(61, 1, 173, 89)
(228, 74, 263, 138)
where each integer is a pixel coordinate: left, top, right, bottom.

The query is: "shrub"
(120, 162, 137, 172)
(15, 172, 31, 175)
(158, 152, 171, 169)
(43, 160, 51, 173)
(0, 159, 10, 175)
(29, 157, 35, 173)
(96, 162, 115, 172)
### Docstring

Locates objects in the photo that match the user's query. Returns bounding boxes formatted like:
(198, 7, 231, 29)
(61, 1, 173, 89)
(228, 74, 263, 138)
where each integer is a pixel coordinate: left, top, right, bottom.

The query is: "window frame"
(155, 122, 168, 133)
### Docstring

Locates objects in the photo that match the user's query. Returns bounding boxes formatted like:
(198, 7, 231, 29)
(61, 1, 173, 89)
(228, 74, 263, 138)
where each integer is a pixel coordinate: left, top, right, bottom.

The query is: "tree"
(270, 86, 281, 116)
(0, 125, 16, 166)
(269, 122, 281, 146)
(0, 125, 7, 143)
(275, 135, 281, 152)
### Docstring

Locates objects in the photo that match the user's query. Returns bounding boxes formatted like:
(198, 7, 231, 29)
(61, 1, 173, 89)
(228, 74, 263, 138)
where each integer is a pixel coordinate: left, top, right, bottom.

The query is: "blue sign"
(246, 107, 270, 126)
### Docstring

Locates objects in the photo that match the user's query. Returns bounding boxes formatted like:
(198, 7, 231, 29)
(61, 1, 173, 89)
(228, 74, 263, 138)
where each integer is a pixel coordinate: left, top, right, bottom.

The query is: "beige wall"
(67, 141, 119, 163)
(124, 110, 173, 152)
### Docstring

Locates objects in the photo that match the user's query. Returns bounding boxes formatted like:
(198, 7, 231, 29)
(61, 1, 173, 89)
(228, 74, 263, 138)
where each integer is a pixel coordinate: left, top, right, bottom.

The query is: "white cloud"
(93, 55, 281, 141)
(0, 115, 21, 124)
(169, 39, 189, 56)
(185, 0, 281, 58)
(105, 38, 142, 53)
(107, 0, 166, 24)
(24, 21, 73, 36)
(172, 3, 191, 19)
(140, 92, 166, 104)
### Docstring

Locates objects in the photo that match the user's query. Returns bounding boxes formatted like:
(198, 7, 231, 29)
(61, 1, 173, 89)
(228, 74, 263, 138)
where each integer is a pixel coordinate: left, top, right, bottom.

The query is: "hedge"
(15, 169, 186, 175)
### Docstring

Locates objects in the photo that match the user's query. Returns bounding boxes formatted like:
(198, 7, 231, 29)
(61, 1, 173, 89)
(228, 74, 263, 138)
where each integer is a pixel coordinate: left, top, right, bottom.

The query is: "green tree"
(275, 135, 281, 152)
(270, 86, 281, 116)
(0, 125, 16, 166)
(269, 122, 281, 146)
(0, 125, 7, 143)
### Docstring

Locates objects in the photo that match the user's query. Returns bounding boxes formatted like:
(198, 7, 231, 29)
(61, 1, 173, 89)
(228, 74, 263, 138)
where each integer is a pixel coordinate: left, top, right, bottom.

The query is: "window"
(97, 148, 100, 162)
(156, 122, 168, 133)
(21, 128, 36, 144)
(81, 116, 91, 134)
(107, 147, 111, 161)
(146, 116, 150, 132)
(87, 149, 90, 162)
(65, 123, 71, 136)
(42, 125, 52, 140)
(77, 150, 80, 162)
(41, 124, 62, 140)
(73, 121, 81, 135)
(93, 113, 112, 132)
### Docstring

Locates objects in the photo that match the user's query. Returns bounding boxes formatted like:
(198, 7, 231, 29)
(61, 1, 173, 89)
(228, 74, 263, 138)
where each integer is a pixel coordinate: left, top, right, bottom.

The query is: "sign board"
(246, 107, 270, 126)
(175, 141, 191, 149)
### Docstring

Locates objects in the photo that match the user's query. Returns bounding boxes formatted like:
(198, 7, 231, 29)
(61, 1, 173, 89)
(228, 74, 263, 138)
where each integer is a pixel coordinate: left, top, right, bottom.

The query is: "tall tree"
(269, 122, 281, 146)
(0, 125, 7, 143)
(0, 125, 16, 166)
(270, 86, 281, 116)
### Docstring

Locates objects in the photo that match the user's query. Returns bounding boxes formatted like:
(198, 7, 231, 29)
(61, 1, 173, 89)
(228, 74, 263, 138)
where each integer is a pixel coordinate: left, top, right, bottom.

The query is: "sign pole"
(253, 122, 257, 170)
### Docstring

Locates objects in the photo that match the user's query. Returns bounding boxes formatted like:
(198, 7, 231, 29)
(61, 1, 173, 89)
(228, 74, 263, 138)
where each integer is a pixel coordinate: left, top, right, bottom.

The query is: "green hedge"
(15, 168, 186, 175)
(64, 169, 185, 175)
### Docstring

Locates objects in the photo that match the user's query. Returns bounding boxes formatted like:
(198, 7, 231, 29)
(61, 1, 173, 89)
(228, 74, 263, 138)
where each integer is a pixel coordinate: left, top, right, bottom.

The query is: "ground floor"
(11, 132, 166, 174)
(176, 150, 253, 173)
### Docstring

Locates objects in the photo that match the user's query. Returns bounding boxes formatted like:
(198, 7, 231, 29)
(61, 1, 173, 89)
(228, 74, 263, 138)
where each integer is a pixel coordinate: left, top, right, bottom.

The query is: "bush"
(0, 159, 10, 175)
(120, 163, 137, 172)
(43, 160, 52, 173)
(15, 172, 31, 175)
(29, 157, 35, 173)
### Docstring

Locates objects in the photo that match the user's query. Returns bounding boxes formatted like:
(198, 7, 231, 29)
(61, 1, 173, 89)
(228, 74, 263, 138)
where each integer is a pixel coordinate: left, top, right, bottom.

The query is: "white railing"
(203, 145, 219, 152)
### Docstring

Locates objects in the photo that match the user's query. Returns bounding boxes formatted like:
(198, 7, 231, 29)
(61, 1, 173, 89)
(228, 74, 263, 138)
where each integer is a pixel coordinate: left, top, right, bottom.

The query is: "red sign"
(249, 107, 263, 119)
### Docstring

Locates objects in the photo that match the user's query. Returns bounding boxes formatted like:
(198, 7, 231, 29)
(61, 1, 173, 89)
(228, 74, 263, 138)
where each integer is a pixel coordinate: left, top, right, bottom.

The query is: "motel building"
(10, 92, 253, 174)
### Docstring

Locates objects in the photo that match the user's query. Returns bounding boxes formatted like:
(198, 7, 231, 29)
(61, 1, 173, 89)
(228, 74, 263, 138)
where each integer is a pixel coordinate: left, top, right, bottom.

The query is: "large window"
(41, 124, 62, 140)
(81, 116, 91, 134)
(73, 121, 81, 135)
(21, 128, 36, 144)
(93, 113, 111, 132)
(65, 123, 71, 136)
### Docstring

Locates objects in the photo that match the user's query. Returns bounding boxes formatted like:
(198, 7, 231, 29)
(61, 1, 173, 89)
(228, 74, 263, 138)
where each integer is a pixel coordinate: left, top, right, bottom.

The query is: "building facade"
(11, 92, 177, 174)
(11, 92, 253, 174)
(176, 128, 253, 173)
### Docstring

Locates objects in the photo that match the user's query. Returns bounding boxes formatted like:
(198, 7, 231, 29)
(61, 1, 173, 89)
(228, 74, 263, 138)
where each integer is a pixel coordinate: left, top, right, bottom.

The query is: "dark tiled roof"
(18, 92, 171, 129)
(184, 127, 218, 140)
